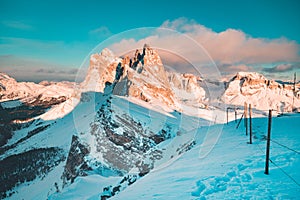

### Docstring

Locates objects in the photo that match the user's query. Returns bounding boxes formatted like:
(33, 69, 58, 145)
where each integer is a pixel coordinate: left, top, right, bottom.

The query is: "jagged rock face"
(85, 95, 170, 174)
(168, 72, 207, 108)
(62, 135, 91, 187)
(118, 44, 176, 107)
(81, 49, 121, 92)
(142, 44, 168, 85)
(82, 45, 207, 109)
(223, 72, 300, 112)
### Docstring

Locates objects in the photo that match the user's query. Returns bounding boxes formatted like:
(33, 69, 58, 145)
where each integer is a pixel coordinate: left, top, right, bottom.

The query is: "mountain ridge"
(222, 71, 300, 112)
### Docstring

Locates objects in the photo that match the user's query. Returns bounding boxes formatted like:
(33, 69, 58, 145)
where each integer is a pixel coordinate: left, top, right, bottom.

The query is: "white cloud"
(263, 63, 299, 73)
(89, 26, 111, 38)
(161, 18, 299, 64)
(1, 20, 34, 30)
(107, 18, 299, 75)
(0, 55, 78, 82)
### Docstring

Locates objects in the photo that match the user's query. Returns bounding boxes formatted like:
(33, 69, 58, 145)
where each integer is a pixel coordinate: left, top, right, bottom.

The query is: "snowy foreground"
(56, 113, 300, 199)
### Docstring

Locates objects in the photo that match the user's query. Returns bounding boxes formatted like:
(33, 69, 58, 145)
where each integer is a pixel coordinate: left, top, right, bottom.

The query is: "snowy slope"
(0, 114, 75, 198)
(112, 114, 300, 199)
(1, 88, 213, 199)
(0, 72, 78, 122)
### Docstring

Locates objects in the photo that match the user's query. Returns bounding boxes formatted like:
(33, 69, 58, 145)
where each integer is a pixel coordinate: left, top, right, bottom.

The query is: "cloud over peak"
(162, 18, 299, 65)
(89, 26, 112, 39)
(263, 63, 299, 73)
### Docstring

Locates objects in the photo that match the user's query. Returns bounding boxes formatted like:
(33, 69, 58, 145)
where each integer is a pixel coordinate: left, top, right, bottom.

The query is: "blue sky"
(0, 0, 299, 81)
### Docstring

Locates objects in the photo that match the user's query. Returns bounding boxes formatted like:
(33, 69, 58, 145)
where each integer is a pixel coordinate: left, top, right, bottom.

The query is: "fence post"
(249, 104, 252, 144)
(226, 107, 229, 125)
(244, 102, 248, 135)
(264, 109, 272, 175)
(235, 107, 237, 123)
(236, 113, 244, 129)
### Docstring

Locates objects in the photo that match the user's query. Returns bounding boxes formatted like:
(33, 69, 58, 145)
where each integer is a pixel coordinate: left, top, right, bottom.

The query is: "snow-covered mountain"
(0, 45, 299, 199)
(0, 73, 76, 105)
(0, 45, 211, 199)
(82, 44, 207, 111)
(222, 72, 300, 113)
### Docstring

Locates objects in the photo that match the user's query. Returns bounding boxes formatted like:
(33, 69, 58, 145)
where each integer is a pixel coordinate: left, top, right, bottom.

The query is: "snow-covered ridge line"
(0, 72, 77, 103)
(1, 46, 299, 121)
(222, 71, 300, 113)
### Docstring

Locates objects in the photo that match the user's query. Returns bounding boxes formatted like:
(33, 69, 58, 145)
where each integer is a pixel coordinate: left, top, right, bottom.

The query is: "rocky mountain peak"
(82, 48, 121, 92)
(80, 44, 207, 110)
(89, 48, 117, 69)
(0, 73, 12, 81)
(118, 44, 175, 107)
(142, 44, 163, 66)
(223, 71, 300, 112)
(235, 72, 283, 90)
(234, 72, 265, 81)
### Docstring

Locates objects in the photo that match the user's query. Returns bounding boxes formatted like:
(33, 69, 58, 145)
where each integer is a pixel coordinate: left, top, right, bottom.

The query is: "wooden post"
(226, 107, 229, 125)
(249, 104, 252, 144)
(236, 113, 244, 129)
(234, 107, 237, 123)
(265, 110, 272, 175)
(244, 102, 248, 135)
(292, 72, 296, 110)
(294, 72, 296, 92)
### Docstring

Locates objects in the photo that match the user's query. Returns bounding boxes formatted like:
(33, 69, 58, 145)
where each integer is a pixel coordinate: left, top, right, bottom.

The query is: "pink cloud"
(108, 33, 220, 79)
(162, 18, 299, 64)
(108, 18, 299, 67)
(263, 63, 299, 73)
(93, 18, 300, 80)
(225, 64, 252, 72)
(89, 26, 111, 38)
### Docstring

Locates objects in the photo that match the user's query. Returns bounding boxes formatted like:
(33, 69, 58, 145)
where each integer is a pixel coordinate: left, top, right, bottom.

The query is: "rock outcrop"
(81, 44, 207, 110)
(223, 72, 300, 112)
